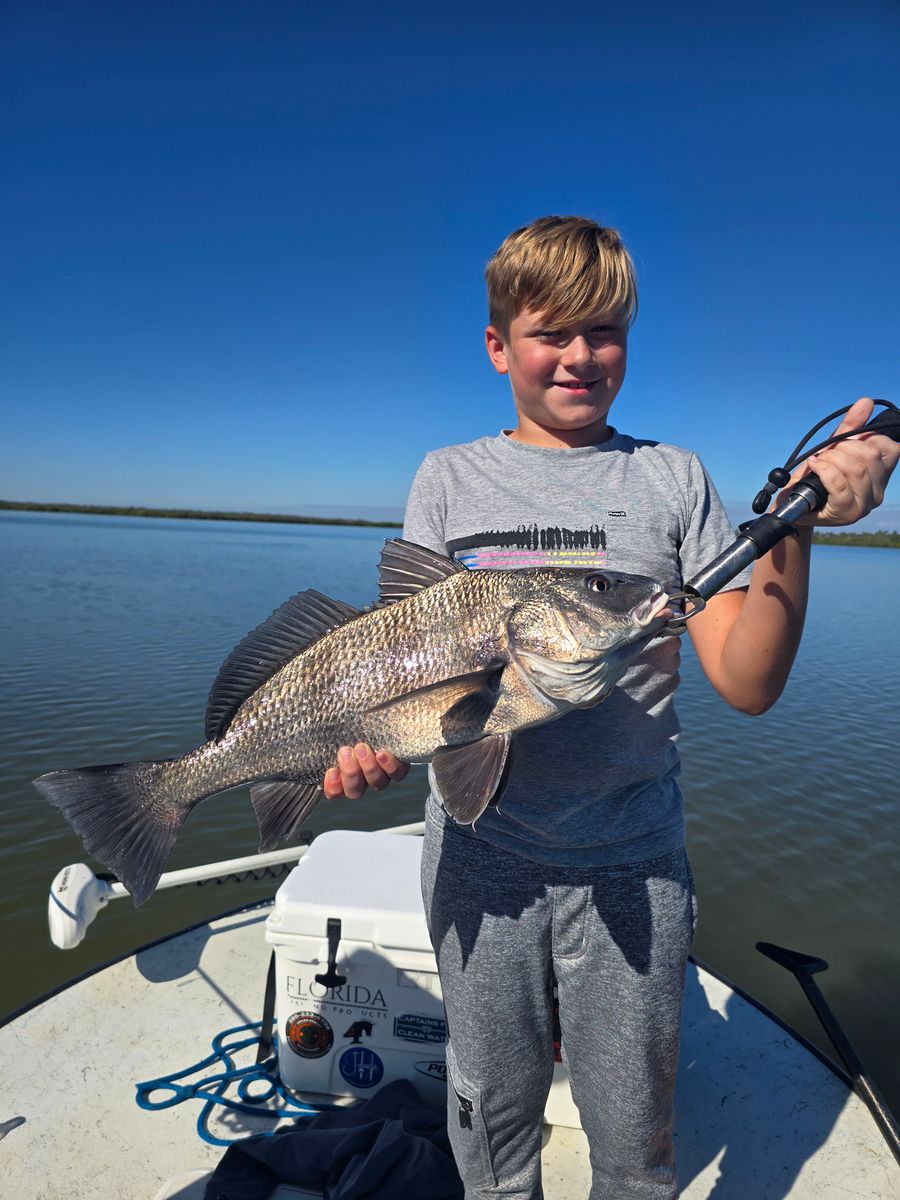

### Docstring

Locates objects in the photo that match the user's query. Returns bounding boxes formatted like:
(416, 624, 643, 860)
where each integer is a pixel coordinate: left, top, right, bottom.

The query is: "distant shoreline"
(0, 499, 403, 530)
(810, 530, 900, 548)
(2, 499, 898, 547)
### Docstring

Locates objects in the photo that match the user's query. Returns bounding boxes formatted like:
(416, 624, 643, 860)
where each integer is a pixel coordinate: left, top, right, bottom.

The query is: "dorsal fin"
(205, 590, 360, 742)
(377, 539, 467, 605)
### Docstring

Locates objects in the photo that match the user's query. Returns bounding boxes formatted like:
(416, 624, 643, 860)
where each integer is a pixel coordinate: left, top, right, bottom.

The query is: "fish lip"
(633, 589, 671, 627)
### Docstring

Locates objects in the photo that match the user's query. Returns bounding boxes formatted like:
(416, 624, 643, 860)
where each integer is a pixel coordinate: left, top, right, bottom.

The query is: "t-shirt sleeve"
(680, 453, 753, 591)
(402, 453, 449, 555)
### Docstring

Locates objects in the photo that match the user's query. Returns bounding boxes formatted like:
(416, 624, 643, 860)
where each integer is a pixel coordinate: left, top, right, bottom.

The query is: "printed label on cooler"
(339, 1047, 384, 1089)
(393, 1013, 447, 1044)
(285, 1011, 334, 1059)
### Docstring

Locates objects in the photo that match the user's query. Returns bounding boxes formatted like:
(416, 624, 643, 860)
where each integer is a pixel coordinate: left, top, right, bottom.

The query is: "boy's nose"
(560, 335, 593, 367)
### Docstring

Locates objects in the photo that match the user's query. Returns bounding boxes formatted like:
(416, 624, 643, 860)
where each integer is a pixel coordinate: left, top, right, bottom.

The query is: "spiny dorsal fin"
(432, 733, 513, 825)
(205, 590, 360, 742)
(377, 539, 467, 605)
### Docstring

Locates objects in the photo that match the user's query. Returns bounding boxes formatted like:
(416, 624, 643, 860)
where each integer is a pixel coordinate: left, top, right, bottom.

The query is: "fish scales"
(34, 540, 672, 905)
(215, 569, 508, 777)
(45, 570, 515, 836)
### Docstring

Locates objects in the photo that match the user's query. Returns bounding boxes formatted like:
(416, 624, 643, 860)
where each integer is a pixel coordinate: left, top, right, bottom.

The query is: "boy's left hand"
(781, 397, 900, 527)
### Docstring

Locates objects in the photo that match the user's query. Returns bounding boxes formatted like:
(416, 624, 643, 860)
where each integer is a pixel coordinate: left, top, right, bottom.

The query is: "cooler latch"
(314, 917, 347, 988)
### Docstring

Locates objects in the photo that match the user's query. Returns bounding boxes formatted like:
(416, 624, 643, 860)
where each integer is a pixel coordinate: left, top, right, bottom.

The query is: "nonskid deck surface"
(0, 906, 896, 1200)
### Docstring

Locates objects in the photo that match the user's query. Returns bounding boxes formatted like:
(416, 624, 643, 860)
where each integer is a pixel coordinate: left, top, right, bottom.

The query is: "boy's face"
(485, 307, 627, 447)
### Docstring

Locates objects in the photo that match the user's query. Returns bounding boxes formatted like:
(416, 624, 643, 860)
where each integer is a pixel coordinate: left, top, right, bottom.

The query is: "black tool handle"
(865, 407, 900, 441)
(683, 479, 822, 602)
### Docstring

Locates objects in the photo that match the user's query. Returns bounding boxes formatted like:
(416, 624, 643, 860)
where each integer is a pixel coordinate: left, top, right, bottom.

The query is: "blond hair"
(485, 215, 638, 335)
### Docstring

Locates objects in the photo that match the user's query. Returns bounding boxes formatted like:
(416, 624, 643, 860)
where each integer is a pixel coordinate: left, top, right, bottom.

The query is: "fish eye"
(586, 574, 610, 593)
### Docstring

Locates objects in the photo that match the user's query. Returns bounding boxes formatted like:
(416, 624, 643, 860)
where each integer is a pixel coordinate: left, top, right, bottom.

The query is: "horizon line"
(0, 499, 403, 530)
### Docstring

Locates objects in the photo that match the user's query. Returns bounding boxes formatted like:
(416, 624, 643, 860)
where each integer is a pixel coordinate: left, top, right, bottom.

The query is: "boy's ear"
(485, 325, 509, 375)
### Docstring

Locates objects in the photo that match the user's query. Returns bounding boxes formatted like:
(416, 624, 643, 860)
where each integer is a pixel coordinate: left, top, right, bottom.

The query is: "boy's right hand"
(323, 744, 410, 800)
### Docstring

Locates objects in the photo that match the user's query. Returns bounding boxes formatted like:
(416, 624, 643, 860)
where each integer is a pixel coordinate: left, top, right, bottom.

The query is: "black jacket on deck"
(204, 1079, 464, 1200)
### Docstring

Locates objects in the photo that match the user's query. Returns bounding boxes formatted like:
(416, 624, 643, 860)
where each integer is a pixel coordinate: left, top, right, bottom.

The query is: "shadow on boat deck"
(675, 967, 845, 1197)
(127, 907, 852, 1197)
(134, 910, 269, 1029)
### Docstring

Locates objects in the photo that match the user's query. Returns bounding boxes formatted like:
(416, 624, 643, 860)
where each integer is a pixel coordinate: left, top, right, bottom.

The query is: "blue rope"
(135, 1021, 338, 1147)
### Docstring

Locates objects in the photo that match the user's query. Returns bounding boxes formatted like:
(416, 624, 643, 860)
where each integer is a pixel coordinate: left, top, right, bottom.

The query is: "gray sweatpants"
(421, 806, 696, 1200)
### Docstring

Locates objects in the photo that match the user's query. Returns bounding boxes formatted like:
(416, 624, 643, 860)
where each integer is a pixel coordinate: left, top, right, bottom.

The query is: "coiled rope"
(135, 1022, 336, 1147)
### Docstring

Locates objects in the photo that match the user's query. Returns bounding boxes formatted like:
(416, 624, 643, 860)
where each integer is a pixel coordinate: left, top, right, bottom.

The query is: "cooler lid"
(268, 831, 434, 952)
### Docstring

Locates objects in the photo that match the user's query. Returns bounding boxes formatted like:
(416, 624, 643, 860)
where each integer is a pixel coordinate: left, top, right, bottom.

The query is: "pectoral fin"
(432, 734, 513, 825)
(369, 667, 503, 729)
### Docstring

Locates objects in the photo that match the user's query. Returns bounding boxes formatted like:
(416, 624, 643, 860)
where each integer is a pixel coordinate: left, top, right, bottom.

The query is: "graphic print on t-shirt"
(446, 524, 608, 570)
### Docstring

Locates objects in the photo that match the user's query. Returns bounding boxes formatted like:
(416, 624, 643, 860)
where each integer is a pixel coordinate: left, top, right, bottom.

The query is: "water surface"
(2, 511, 897, 1111)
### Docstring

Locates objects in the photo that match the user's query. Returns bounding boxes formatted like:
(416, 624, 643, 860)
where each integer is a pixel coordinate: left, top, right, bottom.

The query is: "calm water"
(2, 511, 898, 1110)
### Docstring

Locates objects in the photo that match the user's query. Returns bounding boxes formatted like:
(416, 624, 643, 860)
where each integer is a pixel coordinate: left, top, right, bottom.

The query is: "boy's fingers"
(353, 743, 391, 791)
(323, 767, 344, 801)
(336, 745, 367, 800)
(781, 397, 890, 513)
(806, 431, 898, 524)
(322, 746, 411, 799)
(375, 750, 410, 781)
(829, 396, 874, 439)
(790, 397, 874, 486)
(787, 400, 868, 489)
(811, 443, 886, 511)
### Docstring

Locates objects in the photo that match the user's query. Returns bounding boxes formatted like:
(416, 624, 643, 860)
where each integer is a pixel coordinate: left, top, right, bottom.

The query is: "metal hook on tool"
(663, 589, 707, 631)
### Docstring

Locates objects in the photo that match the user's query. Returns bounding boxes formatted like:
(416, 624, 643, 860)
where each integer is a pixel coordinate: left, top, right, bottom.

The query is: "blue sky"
(3, 1, 899, 529)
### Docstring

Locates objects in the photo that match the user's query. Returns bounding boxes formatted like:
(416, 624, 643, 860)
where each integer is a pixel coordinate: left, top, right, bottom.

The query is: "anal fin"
(432, 734, 512, 825)
(250, 779, 322, 851)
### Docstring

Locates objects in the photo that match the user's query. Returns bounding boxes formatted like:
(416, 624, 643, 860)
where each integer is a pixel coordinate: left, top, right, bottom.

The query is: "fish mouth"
(633, 589, 672, 627)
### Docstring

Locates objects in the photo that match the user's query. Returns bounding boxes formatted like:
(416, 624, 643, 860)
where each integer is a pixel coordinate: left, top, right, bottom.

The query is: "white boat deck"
(1, 903, 896, 1200)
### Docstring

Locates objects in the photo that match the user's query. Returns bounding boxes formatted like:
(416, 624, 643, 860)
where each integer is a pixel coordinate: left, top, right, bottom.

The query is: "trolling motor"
(667, 399, 900, 624)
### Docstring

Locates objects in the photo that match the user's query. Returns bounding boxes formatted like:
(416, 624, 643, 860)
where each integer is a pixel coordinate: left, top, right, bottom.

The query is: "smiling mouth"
(555, 380, 599, 391)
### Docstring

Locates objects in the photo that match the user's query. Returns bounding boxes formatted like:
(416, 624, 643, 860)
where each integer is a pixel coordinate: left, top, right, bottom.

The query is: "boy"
(323, 216, 897, 1199)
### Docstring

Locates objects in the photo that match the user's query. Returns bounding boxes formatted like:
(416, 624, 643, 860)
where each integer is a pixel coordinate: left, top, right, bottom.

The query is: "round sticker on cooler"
(339, 1046, 384, 1088)
(285, 1011, 334, 1059)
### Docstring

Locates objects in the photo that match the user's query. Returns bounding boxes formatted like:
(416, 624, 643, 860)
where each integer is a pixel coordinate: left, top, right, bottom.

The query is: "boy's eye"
(532, 325, 620, 344)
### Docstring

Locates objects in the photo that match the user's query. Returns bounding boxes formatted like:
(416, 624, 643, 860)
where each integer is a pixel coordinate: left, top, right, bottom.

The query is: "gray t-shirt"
(403, 429, 751, 867)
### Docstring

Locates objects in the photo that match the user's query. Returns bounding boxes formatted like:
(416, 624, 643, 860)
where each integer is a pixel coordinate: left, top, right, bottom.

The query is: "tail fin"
(34, 761, 187, 907)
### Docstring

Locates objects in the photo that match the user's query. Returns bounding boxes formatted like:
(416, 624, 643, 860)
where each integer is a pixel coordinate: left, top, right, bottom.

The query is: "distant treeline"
(811, 530, 900, 548)
(0, 499, 403, 529)
(3, 500, 898, 546)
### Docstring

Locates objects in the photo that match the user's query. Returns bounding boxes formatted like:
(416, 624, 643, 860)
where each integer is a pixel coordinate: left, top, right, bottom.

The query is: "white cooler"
(265, 829, 580, 1127)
